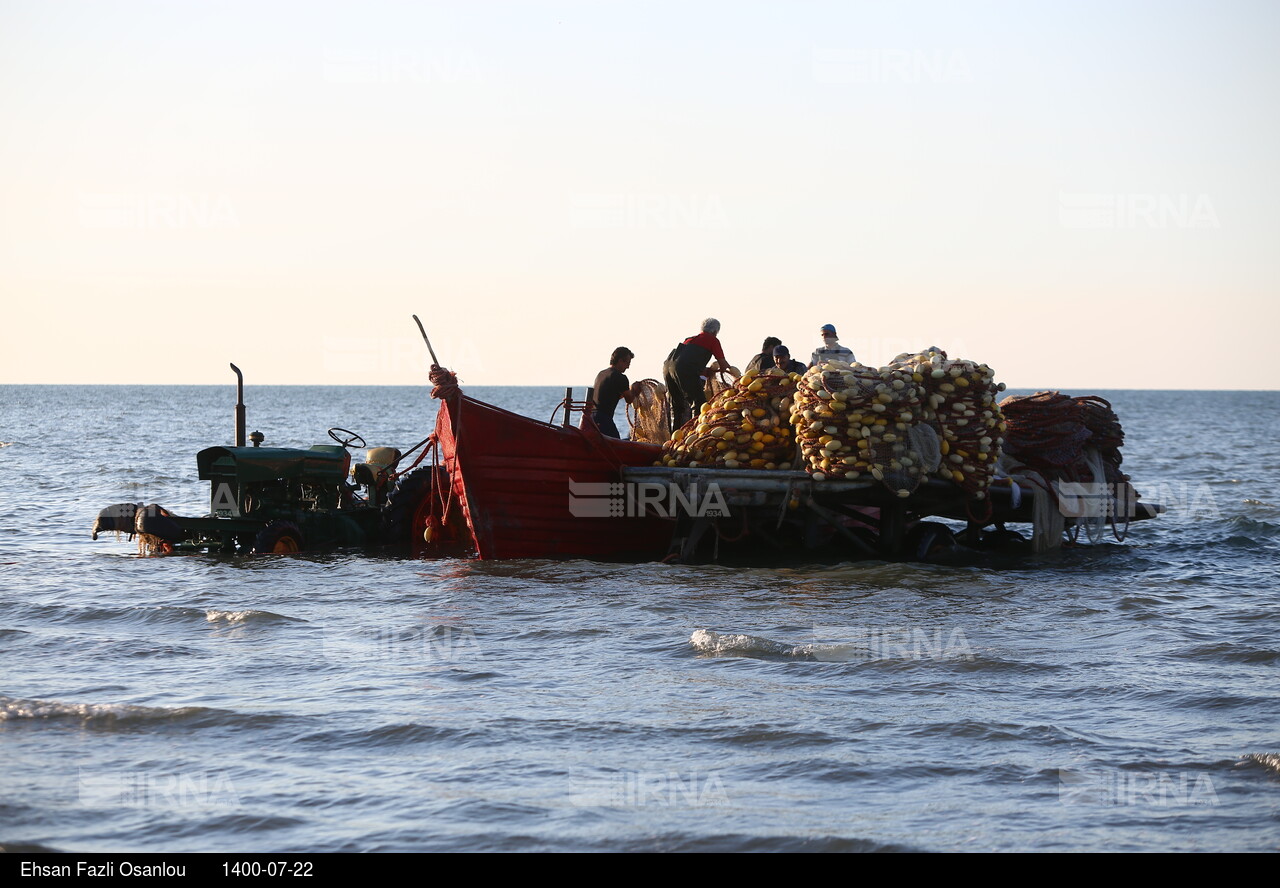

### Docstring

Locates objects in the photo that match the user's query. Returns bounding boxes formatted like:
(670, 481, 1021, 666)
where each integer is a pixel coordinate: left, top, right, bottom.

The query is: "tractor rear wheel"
(253, 520, 305, 554)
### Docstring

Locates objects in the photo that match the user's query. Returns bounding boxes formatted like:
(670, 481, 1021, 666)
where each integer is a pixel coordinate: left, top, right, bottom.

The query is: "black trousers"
(593, 410, 621, 438)
(663, 360, 706, 433)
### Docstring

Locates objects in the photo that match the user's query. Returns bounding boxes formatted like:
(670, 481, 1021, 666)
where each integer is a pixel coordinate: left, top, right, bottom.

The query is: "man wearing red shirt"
(663, 318, 728, 432)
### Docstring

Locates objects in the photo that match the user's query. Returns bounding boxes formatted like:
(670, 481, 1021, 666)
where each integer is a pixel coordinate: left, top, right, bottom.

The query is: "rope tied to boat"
(428, 365, 461, 401)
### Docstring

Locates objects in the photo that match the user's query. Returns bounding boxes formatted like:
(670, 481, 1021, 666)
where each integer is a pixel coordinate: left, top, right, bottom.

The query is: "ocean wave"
(297, 722, 480, 749)
(205, 609, 305, 625)
(0, 694, 218, 727)
(689, 629, 812, 658)
(134, 813, 306, 839)
(1173, 643, 1280, 665)
(585, 832, 918, 853)
(2, 603, 305, 627)
(689, 628, 995, 666)
(0, 694, 291, 732)
(1224, 516, 1280, 539)
(1240, 753, 1280, 775)
(0, 842, 63, 853)
(907, 721, 1078, 744)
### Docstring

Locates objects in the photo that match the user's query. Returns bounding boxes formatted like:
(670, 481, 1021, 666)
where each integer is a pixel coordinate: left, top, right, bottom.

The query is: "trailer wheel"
(907, 522, 957, 562)
(253, 520, 305, 554)
(384, 468, 439, 545)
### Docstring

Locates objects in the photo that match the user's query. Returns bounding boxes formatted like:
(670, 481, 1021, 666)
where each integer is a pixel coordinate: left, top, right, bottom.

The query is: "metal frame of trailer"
(620, 466, 1163, 563)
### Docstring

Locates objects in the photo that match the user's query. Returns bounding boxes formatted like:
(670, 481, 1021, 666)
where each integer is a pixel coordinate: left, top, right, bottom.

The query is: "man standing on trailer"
(809, 323, 855, 367)
(663, 318, 729, 432)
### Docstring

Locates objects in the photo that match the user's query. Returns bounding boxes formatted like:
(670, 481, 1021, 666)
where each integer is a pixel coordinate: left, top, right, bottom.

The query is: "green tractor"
(91, 365, 435, 555)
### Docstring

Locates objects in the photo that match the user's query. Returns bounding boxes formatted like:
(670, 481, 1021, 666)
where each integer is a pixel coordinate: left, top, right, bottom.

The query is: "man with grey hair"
(663, 318, 728, 432)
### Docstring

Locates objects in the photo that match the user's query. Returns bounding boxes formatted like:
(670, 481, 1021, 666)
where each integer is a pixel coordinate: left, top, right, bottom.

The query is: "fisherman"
(745, 336, 782, 374)
(663, 318, 729, 432)
(771, 344, 807, 375)
(592, 347, 642, 438)
(810, 323, 855, 367)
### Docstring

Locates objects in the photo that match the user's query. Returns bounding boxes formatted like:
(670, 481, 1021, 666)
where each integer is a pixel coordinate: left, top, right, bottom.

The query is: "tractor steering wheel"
(328, 427, 367, 449)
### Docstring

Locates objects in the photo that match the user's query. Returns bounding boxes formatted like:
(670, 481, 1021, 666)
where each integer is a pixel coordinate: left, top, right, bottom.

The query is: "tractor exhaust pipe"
(231, 363, 246, 447)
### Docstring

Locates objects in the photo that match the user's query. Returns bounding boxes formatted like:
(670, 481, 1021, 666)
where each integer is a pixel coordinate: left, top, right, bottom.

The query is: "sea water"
(1, 385, 1277, 851)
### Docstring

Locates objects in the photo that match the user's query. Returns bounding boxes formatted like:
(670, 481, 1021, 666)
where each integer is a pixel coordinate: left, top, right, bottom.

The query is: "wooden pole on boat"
(563, 388, 573, 427)
(412, 315, 440, 366)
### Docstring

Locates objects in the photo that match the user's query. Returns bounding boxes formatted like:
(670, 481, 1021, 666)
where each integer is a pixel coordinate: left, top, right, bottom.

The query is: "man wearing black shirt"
(745, 336, 782, 374)
(592, 347, 638, 438)
(771, 345, 807, 375)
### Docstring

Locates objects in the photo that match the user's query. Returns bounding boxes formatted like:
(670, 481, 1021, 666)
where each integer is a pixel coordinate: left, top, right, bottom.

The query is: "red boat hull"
(432, 394, 673, 560)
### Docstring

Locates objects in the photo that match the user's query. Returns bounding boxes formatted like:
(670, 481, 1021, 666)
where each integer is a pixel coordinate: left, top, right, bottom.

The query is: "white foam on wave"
(204, 609, 301, 624)
(1243, 752, 1280, 774)
(690, 628, 922, 662)
(205, 610, 256, 623)
(0, 694, 197, 723)
(689, 629, 814, 658)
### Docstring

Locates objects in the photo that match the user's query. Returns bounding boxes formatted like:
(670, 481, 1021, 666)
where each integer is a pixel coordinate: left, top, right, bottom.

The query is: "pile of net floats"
(659, 347, 1009, 499)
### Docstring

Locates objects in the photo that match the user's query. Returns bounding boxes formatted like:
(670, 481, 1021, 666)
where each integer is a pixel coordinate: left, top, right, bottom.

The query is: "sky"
(1, 0, 1277, 390)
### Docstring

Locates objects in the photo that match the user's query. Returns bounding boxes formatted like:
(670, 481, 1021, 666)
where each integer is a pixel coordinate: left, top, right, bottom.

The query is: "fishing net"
(136, 534, 172, 556)
(626, 379, 672, 446)
(661, 367, 798, 469)
(994, 453, 1065, 553)
(889, 348, 1007, 504)
(998, 391, 1136, 542)
(790, 360, 931, 494)
(999, 392, 1129, 486)
(704, 366, 741, 402)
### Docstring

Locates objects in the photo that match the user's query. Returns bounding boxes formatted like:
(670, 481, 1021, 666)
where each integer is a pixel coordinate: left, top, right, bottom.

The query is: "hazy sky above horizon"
(2, 0, 1277, 390)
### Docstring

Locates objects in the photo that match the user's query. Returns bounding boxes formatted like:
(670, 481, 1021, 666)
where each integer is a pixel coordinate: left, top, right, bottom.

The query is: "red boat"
(403, 369, 674, 560)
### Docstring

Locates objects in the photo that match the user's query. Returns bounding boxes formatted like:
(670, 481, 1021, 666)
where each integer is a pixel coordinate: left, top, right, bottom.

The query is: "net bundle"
(892, 349, 1007, 501)
(703, 366, 741, 403)
(660, 367, 798, 469)
(626, 379, 672, 446)
(790, 360, 932, 495)
(999, 392, 1127, 485)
